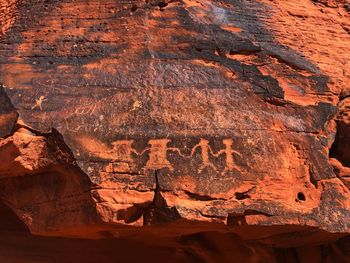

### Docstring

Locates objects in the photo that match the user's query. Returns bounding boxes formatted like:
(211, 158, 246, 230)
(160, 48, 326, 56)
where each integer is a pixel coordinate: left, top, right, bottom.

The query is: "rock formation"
(0, 0, 349, 262)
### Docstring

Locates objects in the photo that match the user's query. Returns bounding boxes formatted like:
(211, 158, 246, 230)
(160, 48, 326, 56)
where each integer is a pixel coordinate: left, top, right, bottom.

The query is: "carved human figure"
(107, 138, 241, 174)
(144, 139, 182, 171)
(214, 139, 241, 173)
(31, 96, 47, 111)
(110, 140, 139, 162)
(191, 138, 217, 173)
(104, 140, 141, 173)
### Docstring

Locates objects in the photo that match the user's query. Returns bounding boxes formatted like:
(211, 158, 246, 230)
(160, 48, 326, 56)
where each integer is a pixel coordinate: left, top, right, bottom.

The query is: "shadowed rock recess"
(0, 0, 350, 262)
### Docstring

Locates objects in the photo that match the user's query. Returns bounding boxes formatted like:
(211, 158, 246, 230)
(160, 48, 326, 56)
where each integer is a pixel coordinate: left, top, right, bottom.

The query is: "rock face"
(0, 0, 350, 262)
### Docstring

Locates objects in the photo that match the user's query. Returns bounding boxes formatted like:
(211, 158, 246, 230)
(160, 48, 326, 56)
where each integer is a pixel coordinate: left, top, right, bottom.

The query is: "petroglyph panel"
(1, 0, 349, 237)
(69, 132, 334, 195)
(90, 138, 242, 174)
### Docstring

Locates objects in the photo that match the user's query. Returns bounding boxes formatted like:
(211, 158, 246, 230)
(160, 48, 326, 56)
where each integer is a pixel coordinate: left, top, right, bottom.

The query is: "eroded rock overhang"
(0, 0, 349, 243)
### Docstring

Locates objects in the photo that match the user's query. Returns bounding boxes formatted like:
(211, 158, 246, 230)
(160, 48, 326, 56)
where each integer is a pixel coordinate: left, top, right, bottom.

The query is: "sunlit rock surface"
(0, 0, 349, 262)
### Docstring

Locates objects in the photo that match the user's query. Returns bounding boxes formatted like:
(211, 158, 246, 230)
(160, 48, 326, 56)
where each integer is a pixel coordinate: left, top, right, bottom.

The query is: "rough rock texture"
(0, 0, 350, 262)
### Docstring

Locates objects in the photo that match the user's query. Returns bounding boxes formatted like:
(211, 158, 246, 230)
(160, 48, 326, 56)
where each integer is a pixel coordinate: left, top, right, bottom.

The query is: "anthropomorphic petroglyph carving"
(110, 140, 140, 162)
(105, 140, 141, 173)
(214, 139, 241, 173)
(144, 139, 183, 171)
(191, 138, 217, 173)
(31, 96, 47, 110)
(100, 138, 241, 174)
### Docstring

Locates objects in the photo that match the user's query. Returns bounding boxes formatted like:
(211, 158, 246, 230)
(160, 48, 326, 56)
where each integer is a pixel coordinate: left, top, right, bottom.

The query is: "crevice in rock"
(229, 48, 261, 56)
(342, 25, 350, 35)
(143, 170, 180, 226)
(227, 208, 273, 226)
(329, 121, 350, 168)
(12, 121, 52, 137)
(0, 84, 19, 139)
(244, 209, 273, 217)
(198, 211, 226, 220)
(116, 202, 152, 224)
(268, 53, 313, 72)
(183, 190, 224, 201)
(235, 187, 256, 200)
(339, 92, 350, 101)
(262, 97, 290, 107)
(329, 102, 350, 190)
(308, 164, 319, 188)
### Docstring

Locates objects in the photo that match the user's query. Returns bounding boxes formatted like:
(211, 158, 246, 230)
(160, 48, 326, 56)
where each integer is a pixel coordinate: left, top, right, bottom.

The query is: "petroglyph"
(88, 138, 241, 174)
(191, 139, 218, 173)
(110, 140, 140, 162)
(75, 136, 241, 174)
(31, 96, 47, 111)
(214, 139, 242, 173)
(144, 139, 183, 171)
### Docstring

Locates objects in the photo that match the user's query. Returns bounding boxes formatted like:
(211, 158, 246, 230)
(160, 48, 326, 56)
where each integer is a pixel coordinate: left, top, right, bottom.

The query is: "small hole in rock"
(297, 192, 305, 201)
(195, 47, 202, 52)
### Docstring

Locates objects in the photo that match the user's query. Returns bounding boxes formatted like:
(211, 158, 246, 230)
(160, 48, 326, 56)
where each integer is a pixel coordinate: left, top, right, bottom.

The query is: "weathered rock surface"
(0, 0, 350, 262)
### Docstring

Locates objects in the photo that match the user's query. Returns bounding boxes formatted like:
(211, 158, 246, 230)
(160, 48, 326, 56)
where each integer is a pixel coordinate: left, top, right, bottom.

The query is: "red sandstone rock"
(0, 0, 350, 262)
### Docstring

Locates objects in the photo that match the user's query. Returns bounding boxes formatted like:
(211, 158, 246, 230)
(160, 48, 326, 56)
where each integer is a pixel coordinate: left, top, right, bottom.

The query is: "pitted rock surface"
(0, 0, 350, 262)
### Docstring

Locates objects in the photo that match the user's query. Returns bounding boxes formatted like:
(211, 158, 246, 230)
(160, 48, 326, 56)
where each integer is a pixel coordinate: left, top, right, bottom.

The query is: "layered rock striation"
(0, 0, 349, 262)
